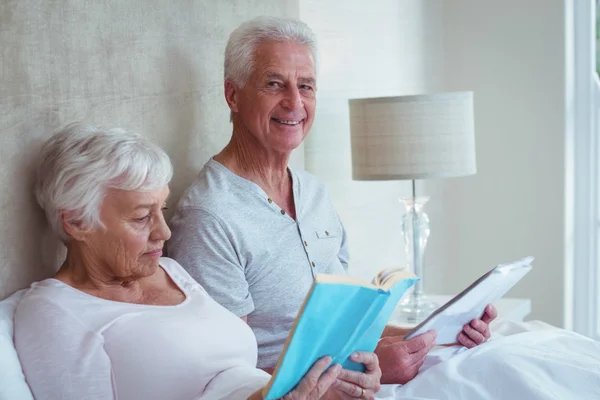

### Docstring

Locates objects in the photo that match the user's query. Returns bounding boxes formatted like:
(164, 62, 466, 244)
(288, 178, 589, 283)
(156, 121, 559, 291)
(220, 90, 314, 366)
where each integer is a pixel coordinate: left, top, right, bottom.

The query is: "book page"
(373, 268, 417, 290)
(403, 257, 534, 344)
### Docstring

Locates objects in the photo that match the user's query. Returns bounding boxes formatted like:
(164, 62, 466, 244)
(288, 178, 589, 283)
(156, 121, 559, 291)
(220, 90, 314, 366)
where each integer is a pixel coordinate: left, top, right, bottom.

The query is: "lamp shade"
(349, 92, 476, 180)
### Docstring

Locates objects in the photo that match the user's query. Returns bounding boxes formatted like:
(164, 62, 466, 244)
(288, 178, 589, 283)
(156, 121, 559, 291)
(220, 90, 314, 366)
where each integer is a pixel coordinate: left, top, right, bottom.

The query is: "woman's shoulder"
(15, 279, 84, 325)
(159, 257, 208, 293)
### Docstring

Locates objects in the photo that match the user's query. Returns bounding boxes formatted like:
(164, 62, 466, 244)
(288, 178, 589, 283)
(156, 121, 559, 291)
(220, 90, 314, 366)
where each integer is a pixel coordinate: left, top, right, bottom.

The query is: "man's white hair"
(224, 16, 319, 87)
(35, 123, 173, 242)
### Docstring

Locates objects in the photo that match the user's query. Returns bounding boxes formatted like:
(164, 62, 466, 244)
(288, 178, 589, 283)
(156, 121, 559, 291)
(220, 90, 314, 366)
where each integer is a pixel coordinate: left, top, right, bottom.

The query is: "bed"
(2, 289, 600, 399)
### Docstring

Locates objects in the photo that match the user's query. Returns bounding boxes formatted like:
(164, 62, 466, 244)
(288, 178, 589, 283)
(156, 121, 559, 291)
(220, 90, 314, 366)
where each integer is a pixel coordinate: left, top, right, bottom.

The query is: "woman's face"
(78, 185, 171, 281)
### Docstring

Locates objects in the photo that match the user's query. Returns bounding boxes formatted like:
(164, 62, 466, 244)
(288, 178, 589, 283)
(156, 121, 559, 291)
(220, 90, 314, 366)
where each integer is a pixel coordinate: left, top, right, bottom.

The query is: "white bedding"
(377, 320, 600, 399)
(3, 290, 599, 400)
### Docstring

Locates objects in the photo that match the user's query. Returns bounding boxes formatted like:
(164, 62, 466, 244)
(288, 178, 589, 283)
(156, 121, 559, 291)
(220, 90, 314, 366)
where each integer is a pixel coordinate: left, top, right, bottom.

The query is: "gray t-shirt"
(168, 159, 348, 369)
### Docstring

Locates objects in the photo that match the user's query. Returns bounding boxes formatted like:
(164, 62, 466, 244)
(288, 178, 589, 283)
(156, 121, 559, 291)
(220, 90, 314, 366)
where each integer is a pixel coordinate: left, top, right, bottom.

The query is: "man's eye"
(300, 85, 313, 91)
(267, 81, 282, 88)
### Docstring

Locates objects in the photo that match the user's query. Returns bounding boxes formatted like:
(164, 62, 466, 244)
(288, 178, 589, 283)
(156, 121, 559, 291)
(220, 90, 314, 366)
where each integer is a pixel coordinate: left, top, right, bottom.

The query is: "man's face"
(227, 40, 317, 154)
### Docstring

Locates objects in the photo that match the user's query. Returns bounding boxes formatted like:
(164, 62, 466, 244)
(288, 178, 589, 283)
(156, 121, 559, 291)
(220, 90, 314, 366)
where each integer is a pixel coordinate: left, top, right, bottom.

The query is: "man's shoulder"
(174, 160, 239, 214)
(292, 168, 334, 206)
(292, 167, 329, 192)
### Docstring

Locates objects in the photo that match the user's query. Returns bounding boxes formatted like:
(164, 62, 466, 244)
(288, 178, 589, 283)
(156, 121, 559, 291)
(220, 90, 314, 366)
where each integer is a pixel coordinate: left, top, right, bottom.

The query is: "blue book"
(262, 269, 418, 400)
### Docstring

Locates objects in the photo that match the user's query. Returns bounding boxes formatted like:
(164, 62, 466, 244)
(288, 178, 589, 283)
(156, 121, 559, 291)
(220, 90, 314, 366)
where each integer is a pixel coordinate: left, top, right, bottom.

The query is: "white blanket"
(377, 320, 600, 399)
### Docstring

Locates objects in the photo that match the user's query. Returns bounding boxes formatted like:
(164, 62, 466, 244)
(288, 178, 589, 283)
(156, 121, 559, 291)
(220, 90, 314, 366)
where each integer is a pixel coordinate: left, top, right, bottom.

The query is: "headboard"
(0, 0, 299, 299)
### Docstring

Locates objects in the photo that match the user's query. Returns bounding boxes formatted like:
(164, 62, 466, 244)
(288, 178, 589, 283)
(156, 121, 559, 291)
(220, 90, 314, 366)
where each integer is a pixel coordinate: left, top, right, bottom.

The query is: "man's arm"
(169, 207, 255, 317)
(381, 325, 410, 338)
(239, 315, 274, 375)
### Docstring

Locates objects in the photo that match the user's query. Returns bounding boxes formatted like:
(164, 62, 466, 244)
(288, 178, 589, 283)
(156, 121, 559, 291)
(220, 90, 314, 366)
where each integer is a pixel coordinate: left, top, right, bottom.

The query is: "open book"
(262, 269, 418, 400)
(403, 256, 534, 344)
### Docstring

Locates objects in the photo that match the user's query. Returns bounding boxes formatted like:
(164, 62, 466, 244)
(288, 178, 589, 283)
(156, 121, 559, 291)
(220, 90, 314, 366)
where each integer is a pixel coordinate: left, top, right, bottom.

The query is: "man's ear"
(60, 210, 90, 242)
(224, 79, 240, 113)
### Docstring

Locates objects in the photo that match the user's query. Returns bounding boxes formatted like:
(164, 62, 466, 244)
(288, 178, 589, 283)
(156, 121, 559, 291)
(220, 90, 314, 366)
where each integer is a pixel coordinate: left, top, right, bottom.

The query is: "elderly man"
(168, 16, 496, 388)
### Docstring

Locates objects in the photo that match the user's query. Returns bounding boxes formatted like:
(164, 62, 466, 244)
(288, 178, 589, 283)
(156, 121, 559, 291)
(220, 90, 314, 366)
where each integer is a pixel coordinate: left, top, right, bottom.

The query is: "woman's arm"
(14, 298, 114, 399)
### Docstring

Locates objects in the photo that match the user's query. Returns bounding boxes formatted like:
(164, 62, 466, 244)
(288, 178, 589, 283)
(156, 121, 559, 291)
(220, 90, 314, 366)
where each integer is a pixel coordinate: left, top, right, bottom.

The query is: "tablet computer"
(403, 256, 534, 344)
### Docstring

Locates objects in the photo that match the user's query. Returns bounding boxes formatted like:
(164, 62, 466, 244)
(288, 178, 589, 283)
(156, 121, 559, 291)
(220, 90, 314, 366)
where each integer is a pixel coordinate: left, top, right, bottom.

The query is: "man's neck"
(214, 126, 292, 197)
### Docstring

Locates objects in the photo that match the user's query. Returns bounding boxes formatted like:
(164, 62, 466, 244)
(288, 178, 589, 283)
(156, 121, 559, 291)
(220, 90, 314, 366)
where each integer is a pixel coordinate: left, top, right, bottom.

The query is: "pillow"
(0, 290, 34, 400)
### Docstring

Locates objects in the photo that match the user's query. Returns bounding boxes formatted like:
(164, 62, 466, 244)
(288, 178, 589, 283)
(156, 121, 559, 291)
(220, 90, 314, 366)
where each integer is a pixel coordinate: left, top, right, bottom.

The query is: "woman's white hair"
(224, 16, 319, 87)
(35, 123, 173, 242)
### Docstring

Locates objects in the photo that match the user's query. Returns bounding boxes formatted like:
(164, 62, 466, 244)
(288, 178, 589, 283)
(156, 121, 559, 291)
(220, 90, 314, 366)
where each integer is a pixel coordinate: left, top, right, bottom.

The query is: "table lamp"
(349, 92, 476, 324)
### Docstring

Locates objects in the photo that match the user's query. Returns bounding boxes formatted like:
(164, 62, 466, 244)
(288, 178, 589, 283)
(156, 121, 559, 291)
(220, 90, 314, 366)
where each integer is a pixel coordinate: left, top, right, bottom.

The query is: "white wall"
(300, 0, 445, 283)
(425, 0, 566, 327)
(302, 0, 566, 327)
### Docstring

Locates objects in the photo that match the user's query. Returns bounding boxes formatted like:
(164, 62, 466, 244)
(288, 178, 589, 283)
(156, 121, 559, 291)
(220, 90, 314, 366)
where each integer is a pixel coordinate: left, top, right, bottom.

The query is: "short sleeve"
(168, 207, 255, 317)
(337, 216, 350, 272)
(14, 296, 114, 400)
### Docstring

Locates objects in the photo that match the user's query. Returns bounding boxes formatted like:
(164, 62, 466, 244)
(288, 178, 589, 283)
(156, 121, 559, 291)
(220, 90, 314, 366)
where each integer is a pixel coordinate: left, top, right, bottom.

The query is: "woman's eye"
(136, 215, 150, 223)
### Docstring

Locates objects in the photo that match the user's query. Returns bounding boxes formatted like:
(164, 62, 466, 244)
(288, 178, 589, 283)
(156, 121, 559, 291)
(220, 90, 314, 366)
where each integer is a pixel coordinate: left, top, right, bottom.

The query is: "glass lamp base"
(394, 293, 439, 325)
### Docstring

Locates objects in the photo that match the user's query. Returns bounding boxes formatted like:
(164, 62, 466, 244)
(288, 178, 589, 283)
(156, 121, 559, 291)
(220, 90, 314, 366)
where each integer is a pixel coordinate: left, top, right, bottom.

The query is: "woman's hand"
(249, 357, 341, 400)
(330, 352, 382, 399)
(282, 356, 342, 399)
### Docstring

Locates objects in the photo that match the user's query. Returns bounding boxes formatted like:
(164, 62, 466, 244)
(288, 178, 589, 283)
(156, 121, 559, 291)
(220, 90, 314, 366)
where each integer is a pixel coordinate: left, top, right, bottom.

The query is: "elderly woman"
(14, 124, 381, 400)
(168, 15, 496, 390)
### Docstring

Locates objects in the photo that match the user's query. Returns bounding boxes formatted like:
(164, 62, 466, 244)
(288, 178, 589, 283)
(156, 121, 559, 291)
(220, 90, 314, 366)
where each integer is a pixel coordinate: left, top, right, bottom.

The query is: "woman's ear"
(224, 79, 240, 113)
(60, 211, 90, 242)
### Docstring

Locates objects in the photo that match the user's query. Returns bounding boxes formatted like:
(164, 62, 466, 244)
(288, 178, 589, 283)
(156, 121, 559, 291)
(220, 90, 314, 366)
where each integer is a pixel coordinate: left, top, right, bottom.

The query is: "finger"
(463, 323, 486, 345)
(408, 345, 431, 367)
(337, 368, 372, 389)
(481, 304, 498, 324)
(349, 352, 379, 372)
(457, 331, 478, 348)
(406, 330, 437, 353)
(469, 318, 488, 335)
(471, 318, 491, 340)
(294, 356, 332, 393)
(315, 363, 342, 395)
(332, 377, 365, 398)
(471, 318, 491, 341)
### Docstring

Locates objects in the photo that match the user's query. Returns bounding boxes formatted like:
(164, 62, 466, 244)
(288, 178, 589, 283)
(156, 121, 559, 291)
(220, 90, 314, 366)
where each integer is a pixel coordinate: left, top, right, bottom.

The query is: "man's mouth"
(272, 118, 302, 125)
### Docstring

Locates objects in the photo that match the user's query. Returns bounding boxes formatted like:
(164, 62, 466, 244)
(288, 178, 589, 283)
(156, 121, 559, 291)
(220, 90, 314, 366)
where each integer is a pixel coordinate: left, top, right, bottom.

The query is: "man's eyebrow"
(298, 76, 316, 86)
(265, 72, 286, 81)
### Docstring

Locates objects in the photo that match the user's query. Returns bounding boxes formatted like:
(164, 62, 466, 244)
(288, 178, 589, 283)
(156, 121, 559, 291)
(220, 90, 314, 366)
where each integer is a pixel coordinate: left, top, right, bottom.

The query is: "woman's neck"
(55, 244, 143, 299)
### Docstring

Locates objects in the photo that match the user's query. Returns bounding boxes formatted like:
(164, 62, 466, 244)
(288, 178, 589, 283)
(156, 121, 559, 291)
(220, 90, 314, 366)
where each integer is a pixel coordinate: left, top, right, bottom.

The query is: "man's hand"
(457, 304, 497, 348)
(375, 330, 437, 384)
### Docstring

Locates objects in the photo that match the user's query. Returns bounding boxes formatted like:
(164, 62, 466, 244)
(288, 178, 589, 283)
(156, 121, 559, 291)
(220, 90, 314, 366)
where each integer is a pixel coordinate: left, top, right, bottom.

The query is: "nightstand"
(388, 295, 532, 328)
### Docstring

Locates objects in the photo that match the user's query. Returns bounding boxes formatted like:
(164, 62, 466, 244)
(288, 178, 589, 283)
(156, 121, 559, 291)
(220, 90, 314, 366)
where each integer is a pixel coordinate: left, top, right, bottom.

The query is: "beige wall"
(423, 0, 566, 326)
(0, 0, 297, 299)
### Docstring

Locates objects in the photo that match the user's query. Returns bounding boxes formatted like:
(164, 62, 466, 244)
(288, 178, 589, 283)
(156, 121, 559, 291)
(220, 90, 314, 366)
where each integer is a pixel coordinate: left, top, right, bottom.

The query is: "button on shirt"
(168, 159, 349, 369)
